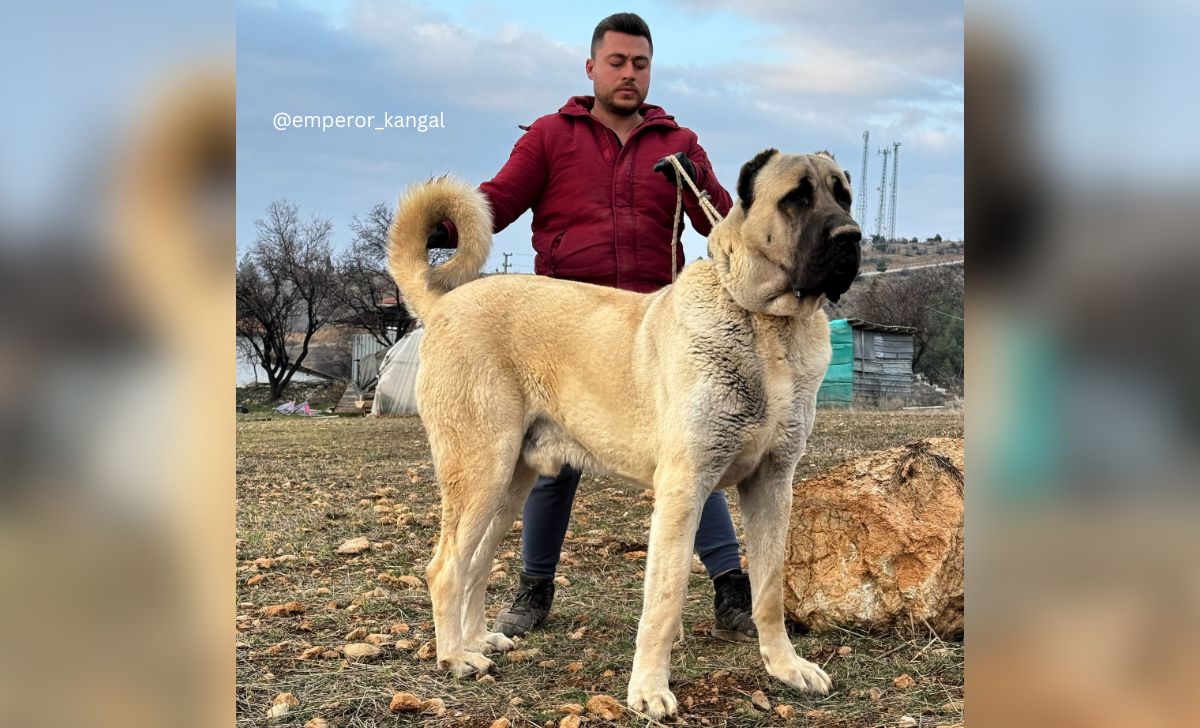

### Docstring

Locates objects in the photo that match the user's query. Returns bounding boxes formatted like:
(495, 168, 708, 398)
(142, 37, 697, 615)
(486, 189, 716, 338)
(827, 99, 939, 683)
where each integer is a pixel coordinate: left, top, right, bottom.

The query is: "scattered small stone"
(507, 648, 541, 662)
(299, 646, 323, 660)
(558, 703, 584, 715)
(806, 709, 827, 719)
(342, 643, 382, 661)
(869, 687, 883, 702)
(892, 674, 915, 689)
(266, 692, 299, 719)
(537, 659, 557, 669)
(396, 575, 424, 589)
(389, 692, 424, 713)
(336, 536, 371, 554)
(553, 576, 570, 587)
(423, 697, 446, 716)
(601, 668, 616, 677)
(559, 716, 581, 728)
(246, 574, 265, 586)
(390, 622, 411, 634)
(586, 694, 624, 720)
(774, 704, 796, 719)
(489, 719, 511, 728)
(750, 690, 771, 711)
(623, 551, 647, 560)
(303, 719, 330, 728)
(261, 602, 304, 617)
(476, 674, 496, 684)
(415, 641, 437, 660)
(509, 697, 524, 706)
(568, 626, 588, 640)
(898, 717, 918, 727)
(836, 645, 853, 656)
(345, 627, 368, 640)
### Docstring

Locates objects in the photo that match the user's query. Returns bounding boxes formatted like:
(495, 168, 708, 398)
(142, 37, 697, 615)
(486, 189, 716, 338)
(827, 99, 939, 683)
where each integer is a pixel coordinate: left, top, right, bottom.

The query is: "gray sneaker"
(712, 569, 757, 642)
(493, 572, 556, 638)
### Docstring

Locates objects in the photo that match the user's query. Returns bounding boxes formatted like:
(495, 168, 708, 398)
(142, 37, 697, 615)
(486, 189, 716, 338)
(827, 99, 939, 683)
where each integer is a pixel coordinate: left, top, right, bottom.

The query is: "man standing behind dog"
(427, 12, 755, 642)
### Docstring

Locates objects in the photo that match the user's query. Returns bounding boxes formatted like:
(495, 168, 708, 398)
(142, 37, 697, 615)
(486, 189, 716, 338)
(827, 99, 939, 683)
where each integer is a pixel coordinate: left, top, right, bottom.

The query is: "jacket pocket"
(548, 231, 565, 276)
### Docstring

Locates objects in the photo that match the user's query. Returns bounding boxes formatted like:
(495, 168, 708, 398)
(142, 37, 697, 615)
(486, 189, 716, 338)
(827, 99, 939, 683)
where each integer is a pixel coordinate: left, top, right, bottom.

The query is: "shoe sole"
(710, 627, 757, 643)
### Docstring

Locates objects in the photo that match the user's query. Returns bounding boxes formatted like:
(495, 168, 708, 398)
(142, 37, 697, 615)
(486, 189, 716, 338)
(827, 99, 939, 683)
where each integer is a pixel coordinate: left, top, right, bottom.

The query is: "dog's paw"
(440, 651, 494, 678)
(768, 655, 832, 695)
(627, 680, 678, 719)
(467, 631, 515, 655)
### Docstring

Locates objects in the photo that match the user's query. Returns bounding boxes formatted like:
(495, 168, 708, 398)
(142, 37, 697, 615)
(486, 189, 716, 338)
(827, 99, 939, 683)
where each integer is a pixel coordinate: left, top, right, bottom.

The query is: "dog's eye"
(832, 179, 852, 210)
(779, 178, 813, 212)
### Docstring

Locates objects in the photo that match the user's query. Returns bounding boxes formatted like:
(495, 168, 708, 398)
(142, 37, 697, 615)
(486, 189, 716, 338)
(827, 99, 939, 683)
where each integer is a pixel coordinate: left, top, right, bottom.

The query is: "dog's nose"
(828, 223, 861, 247)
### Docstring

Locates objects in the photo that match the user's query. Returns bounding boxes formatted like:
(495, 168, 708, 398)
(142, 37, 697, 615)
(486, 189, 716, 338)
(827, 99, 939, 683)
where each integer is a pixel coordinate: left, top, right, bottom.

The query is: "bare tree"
(838, 266, 964, 381)
(236, 200, 339, 401)
(335, 203, 409, 347)
(335, 202, 453, 347)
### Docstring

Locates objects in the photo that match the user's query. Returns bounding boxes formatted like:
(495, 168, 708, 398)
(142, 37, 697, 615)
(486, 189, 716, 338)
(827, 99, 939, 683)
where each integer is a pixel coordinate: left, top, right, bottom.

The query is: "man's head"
(586, 13, 652, 117)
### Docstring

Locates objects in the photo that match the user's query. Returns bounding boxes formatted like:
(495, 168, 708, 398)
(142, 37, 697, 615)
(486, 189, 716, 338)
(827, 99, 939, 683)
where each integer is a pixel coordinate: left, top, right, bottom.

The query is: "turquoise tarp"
(817, 319, 854, 405)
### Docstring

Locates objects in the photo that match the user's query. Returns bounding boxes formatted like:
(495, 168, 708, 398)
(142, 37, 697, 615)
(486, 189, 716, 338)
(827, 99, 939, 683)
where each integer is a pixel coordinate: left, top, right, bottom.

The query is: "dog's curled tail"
(388, 175, 493, 320)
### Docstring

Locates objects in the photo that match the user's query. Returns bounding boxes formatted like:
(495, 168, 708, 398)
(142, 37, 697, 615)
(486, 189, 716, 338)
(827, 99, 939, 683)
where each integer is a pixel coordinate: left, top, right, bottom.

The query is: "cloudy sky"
(237, 0, 963, 272)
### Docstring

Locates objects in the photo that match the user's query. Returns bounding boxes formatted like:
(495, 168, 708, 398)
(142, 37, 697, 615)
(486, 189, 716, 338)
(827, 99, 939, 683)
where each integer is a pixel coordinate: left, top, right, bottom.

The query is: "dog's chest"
(713, 321, 807, 484)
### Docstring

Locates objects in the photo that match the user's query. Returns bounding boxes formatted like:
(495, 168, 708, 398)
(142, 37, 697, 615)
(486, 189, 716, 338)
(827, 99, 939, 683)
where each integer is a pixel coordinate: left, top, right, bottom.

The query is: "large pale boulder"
(784, 438, 964, 637)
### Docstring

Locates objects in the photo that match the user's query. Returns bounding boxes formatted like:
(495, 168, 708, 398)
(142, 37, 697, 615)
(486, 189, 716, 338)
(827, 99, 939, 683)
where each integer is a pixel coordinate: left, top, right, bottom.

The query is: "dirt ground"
(236, 408, 964, 727)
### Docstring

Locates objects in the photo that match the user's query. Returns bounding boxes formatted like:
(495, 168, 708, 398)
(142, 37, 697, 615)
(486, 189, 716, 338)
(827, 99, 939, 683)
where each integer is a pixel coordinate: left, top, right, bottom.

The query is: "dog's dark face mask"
(713, 150, 861, 315)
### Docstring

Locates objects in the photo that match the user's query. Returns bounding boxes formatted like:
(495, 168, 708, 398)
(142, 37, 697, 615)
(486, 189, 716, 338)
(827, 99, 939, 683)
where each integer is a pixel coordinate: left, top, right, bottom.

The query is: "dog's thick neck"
(707, 209, 825, 322)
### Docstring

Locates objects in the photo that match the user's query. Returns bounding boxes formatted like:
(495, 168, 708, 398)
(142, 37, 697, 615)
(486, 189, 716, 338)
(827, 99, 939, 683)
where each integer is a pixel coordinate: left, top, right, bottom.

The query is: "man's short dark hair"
(590, 13, 653, 58)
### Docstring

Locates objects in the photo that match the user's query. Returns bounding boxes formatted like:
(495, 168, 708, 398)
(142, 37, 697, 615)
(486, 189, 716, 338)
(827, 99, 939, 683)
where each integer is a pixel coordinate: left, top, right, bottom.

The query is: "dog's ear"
(737, 148, 779, 212)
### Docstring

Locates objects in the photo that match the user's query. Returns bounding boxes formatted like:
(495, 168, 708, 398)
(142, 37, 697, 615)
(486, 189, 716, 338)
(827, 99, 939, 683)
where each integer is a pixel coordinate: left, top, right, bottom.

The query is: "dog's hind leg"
(738, 456, 831, 695)
(427, 450, 519, 678)
(627, 457, 712, 720)
(460, 459, 539, 655)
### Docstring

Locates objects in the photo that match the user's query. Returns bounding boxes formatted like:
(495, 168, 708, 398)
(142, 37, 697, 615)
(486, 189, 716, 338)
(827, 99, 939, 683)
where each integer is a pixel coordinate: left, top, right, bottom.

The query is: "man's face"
(586, 31, 651, 117)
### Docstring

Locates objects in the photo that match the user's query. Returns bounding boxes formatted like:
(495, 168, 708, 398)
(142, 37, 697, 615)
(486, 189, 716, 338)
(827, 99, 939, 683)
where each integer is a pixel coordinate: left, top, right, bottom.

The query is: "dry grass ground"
(236, 408, 964, 727)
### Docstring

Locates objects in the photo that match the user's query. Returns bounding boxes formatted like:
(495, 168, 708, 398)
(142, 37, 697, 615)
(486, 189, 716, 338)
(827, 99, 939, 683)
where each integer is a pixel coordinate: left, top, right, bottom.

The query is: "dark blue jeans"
(521, 464, 743, 580)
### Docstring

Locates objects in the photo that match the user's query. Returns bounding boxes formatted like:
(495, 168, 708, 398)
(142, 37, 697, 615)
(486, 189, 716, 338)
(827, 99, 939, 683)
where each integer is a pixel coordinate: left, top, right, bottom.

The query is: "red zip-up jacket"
(443, 95, 732, 293)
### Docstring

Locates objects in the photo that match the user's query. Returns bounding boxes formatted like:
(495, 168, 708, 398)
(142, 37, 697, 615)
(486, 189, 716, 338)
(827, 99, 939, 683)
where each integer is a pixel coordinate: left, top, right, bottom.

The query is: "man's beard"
(598, 86, 642, 117)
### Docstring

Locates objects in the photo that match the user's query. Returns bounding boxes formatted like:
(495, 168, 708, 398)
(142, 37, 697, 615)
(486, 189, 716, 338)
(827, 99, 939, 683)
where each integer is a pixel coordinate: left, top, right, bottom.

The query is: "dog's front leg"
(738, 461, 832, 695)
(627, 467, 708, 720)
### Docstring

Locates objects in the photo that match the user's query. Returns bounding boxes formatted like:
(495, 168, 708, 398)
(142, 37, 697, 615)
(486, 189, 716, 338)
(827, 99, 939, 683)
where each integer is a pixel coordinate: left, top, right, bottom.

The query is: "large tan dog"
(388, 150, 861, 719)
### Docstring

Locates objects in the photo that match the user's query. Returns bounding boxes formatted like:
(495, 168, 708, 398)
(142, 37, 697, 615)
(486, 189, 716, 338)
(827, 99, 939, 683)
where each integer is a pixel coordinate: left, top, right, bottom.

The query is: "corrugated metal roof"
(846, 318, 918, 334)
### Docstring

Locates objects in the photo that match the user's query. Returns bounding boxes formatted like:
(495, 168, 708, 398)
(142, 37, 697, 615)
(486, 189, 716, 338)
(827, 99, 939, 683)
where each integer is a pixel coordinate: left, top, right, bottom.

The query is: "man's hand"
(426, 221, 450, 249)
(653, 152, 697, 186)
